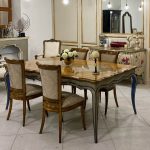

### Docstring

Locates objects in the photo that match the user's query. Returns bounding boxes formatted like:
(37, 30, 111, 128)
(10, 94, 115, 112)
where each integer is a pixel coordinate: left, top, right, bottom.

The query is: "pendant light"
(138, 0, 143, 11)
(62, 0, 69, 5)
(141, 0, 144, 6)
(125, 0, 129, 10)
(138, 5, 143, 11)
(107, 0, 112, 9)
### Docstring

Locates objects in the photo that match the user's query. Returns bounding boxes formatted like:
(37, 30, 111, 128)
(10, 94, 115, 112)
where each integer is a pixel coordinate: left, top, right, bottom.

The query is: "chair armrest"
(35, 54, 44, 59)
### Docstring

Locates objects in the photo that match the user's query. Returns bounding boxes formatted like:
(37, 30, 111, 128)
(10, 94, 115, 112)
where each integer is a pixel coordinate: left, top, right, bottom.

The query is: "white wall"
(12, 0, 53, 59)
(102, 0, 121, 10)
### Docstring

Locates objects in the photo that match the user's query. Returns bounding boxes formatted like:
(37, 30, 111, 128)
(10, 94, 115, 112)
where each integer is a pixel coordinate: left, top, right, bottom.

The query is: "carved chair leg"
(84, 89, 88, 100)
(39, 109, 46, 134)
(99, 92, 101, 103)
(105, 91, 109, 116)
(27, 100, 31, 111)
(84, 89, 87, 109)
(59, 112, 62, 143)
(45, 110, 49, 117)
(81, 104, 86, 130)
(7, 98, 13, 120)
(113, 87, 119, 107)
(4, 73, 10, 110)
(72, 86, 76, 94)
(23, 100, 26, 126)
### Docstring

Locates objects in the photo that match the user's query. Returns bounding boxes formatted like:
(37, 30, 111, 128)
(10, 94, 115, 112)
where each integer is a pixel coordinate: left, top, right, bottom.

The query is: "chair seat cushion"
(0, 67, 5, 79)
(26, 84, 42, 97)
(62, 91, 84, 108)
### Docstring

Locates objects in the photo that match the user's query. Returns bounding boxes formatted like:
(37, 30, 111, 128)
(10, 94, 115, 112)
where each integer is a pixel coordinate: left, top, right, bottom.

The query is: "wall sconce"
(62, 0, 69, 5)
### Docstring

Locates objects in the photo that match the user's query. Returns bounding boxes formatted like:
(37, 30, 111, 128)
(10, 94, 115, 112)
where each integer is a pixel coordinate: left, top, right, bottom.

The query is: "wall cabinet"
(103, 10, 121, 33)
(90, 46, 146, 82)
(52, 0, 99, 48)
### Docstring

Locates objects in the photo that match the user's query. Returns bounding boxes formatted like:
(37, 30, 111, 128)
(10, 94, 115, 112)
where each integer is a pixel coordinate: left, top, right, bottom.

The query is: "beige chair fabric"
(0, 45, 21, 81)
(44, 42, 60, 57)
(39, 69, 58, 100)
(7, 63, 23, 89)
(101, 54, 117, 63)
(26, 84, 42, 97)
(62, 92, 84, 108)
(0, 67, 5, 79)
(76, 52, 88, 60)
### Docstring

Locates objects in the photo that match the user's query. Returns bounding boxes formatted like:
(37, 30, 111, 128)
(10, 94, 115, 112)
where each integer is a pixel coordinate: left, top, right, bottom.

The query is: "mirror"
(122, 11, 133, 33)
(102, 0, 144, 34)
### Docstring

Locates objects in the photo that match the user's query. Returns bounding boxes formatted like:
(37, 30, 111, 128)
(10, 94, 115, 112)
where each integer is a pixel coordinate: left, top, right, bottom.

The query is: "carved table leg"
(131, 74, 137, 114)
(91, 89, 99, 143)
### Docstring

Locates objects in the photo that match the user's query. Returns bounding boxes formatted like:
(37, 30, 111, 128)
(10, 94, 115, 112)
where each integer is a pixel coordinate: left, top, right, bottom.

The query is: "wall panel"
(81, 0, 97, 44)
(54, 0, 78, 43)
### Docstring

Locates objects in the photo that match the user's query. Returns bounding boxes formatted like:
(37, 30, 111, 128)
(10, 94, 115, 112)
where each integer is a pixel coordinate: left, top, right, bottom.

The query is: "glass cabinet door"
(0, 0, 12, 27)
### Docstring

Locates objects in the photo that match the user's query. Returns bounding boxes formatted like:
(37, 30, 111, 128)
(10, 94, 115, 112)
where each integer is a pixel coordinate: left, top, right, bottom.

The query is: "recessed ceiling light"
(63, 0, 69, 5)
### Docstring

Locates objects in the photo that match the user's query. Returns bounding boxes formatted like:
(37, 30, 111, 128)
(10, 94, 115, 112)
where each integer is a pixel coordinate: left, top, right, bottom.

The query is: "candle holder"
(90, 50, 100, 75)
(93, 58, 99, 75)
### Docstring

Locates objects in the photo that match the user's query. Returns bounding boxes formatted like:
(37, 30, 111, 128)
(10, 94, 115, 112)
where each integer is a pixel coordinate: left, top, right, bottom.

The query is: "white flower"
(64, 49, 69, 53)
(68, 52, 73, 57)
(73, 50, 78, 56)
(62, 52, 68, 59)
(91, 51, 99, 58)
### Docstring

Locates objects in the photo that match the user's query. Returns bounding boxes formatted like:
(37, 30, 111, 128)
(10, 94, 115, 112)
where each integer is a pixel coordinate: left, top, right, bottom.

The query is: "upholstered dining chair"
(99, 51, 119, 115)
(37, 63, 86, 143)
(35, 39, 61, 59)
(0, 45, 22, 109)
(70, 48, 89, 100)
(31, 39, 61, 81)
(5, 58, 42, 126)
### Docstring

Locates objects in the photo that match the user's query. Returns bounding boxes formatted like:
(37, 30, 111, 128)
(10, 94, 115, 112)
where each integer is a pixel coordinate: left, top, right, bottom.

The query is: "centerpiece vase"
(64, 59, 73, 66)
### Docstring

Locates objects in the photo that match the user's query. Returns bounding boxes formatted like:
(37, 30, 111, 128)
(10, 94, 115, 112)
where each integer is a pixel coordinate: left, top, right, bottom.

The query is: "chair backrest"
(5, 58, 25, 91)
(43, 39, 61, 58)
(99, 51, 119, 63)
(37, 63, 61, 102)
(71, 48, 89, 60)
(0, 45, 21, 62)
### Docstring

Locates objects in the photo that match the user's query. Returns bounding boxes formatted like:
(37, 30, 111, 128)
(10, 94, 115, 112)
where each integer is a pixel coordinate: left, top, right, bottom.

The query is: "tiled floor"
(1, 80, 150, 150)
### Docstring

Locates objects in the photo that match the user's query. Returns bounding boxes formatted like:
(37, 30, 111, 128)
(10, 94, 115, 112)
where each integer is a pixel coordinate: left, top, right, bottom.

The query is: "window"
(0, 0, 12, 28)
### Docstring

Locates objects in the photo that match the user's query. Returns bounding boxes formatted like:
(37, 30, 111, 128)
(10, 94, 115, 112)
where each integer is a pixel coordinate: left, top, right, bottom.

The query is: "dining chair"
(35, 39, 61, 59)
(0, 45, 22, 109)
(70, 48, 89, 101)
(99, 51, 119, 115)
(37, 63, 86, 143)
(31, 39, 61, 81)
(5, 58, 42, 126)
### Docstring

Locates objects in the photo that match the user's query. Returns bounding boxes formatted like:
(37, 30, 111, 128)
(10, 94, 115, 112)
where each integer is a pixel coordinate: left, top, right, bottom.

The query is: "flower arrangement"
(91, 51, 99, 59)
(60, 49, 78, 60)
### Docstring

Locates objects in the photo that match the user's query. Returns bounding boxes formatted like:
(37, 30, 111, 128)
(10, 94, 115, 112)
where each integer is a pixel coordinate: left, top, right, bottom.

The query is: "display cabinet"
(103, 10, 121, 33)
(90, 46, 146, 83)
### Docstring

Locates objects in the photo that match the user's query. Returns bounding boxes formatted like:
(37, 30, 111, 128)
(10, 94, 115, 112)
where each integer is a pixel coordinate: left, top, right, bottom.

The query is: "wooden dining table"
(25, 57, 137, 143)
